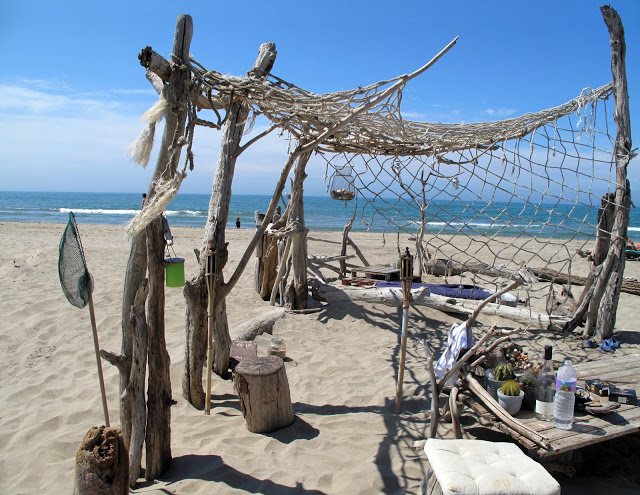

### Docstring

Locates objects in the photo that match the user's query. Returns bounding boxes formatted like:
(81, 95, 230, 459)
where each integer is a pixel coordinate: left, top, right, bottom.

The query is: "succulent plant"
(519, 371, 537, 388)
(501, 380, 522, 396)
(493, 363, 516, 381)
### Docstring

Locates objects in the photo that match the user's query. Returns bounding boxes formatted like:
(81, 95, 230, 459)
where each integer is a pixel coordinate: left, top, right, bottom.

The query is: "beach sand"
(1, 221, 639, 494)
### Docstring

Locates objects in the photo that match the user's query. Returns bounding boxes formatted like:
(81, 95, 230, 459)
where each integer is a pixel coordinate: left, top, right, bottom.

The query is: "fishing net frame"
(132, 23, 631, 329)
(58, 211, 93, 309)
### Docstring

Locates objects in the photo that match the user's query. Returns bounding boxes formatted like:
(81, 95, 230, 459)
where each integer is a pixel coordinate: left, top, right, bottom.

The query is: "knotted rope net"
(131, 48, 626, 321)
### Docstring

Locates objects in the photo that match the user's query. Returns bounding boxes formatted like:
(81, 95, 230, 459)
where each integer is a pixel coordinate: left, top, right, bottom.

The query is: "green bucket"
(165, 258, 185, 287)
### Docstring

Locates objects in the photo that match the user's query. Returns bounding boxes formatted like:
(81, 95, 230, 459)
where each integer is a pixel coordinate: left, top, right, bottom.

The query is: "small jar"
(268, 338, 286, 359)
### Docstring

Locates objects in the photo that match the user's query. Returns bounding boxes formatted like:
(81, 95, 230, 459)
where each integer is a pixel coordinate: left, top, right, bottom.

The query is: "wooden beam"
(145, 13, 193, 481)
(595, 6, 634, 341)
(312, 283, 569, 329)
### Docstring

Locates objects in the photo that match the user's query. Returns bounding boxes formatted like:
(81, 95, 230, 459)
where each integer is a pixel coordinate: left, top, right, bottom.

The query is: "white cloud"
(484, 107, 517, 118)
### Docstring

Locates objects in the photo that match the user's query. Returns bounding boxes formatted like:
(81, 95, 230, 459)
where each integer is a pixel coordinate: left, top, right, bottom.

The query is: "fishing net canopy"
(133, 39, 628, 318)
(59, 212, 93, 309)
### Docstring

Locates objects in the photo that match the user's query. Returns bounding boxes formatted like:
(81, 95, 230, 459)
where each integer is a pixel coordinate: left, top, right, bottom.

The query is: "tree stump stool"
(234, 355, 294, 433)
(74, 426, 129, 495)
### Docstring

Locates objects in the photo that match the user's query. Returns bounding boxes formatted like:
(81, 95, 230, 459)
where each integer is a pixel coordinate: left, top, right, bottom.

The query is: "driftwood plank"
(313, 283, 568, 329)
(572, 354, 640, 374)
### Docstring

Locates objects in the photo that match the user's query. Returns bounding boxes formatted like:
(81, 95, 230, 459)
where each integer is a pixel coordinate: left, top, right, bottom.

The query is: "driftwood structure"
(104, 6, 632, 485)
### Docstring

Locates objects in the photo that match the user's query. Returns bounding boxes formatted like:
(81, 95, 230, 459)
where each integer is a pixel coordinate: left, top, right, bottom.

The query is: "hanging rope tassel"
(126, 171, 187, 238)
(126, 96, 169, 168)
(127, 123, 156, 168)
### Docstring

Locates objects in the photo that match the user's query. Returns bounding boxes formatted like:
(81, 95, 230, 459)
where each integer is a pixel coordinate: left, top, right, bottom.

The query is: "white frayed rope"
(126, 171, 186, 238)
(126, 96, 169, 168)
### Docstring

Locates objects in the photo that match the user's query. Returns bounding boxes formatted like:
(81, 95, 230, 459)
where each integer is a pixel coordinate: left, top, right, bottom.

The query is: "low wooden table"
(350, 264, 401, 281)
(469, 353, 640, 459)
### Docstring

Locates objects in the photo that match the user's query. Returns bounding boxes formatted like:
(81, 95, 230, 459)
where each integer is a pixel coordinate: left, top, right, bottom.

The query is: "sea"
(1, 191, 639, 240)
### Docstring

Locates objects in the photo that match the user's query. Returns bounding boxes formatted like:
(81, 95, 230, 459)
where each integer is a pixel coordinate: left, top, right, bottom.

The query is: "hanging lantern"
(392, 158, 402, 176)
(451, 176, 460, 190)
(329, 165, 356, 201)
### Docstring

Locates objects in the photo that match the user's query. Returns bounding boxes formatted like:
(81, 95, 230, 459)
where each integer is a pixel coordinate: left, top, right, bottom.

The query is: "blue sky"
(1, 0, 638, 197)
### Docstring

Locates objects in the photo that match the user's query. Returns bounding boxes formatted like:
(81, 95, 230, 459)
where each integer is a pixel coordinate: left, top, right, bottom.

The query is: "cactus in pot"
(494, 363, 516, 381)
(500, 380, 522, 396)
(497, 379, 524, 415)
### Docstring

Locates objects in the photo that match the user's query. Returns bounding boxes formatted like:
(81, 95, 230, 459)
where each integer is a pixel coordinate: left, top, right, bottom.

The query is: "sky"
(1, 0, 638, 197)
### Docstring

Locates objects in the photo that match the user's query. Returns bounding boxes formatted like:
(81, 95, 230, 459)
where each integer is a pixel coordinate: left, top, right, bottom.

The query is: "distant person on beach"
(628, 238, 640, 251)
(141, 193, 147, 208)
(235, 217, 241, 229)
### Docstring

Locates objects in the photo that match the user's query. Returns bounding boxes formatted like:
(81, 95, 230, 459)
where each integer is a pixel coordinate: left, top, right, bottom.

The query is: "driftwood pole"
(127, 280, 148, 487)
(283, 151, 311, 309)
(394, 248, 413, 413)
(591, 6, 633, 341)
(182, 43, 278, 408)
(117, 231, 146, 445)
(205, 241, 216, 414)
(144, 14, 193, 480)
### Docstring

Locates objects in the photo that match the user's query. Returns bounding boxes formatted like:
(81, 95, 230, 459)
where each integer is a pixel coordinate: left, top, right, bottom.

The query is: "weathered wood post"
(592, 6, 632, 341)
(144, 14, 193, 480)
(182, 43, 277, 409)
(283, 151, 311, 309)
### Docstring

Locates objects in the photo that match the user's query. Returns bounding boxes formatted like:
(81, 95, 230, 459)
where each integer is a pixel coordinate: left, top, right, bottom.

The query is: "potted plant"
(486, 363, 516, 399)
(518, 371, 537, 411)
(497, 380, 525, 415)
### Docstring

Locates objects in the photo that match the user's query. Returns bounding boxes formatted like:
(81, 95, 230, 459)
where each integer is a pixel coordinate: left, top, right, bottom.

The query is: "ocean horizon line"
(1, 190, 639, 238)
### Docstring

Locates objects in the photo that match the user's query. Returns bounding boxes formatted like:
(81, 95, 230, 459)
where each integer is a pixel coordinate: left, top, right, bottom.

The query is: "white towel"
(434, 322, 473, 387)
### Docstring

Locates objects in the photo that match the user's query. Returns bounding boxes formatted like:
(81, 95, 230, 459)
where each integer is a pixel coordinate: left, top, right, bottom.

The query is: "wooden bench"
(350, 264, 401, 281)
(467, 353, 640, 460)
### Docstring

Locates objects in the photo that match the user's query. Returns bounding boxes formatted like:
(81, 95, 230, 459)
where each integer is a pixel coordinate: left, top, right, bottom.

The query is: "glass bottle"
(535, 345, 555, 421)
(268, 338, 286, 360)
(553, 360, 577, 430)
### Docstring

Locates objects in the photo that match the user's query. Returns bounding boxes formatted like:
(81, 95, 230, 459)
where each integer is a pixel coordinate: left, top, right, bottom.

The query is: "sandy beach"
(1, 221, 639, 494)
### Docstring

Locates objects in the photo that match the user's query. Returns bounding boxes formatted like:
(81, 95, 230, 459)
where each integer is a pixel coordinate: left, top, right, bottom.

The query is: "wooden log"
(583, 194, 616, 337)
(424, 344, 439, 439)
(232, 308, 286, 341)
(307, 258, 329, 283)
(596, 6, 633, 341)
(139, 46, 225, 111)
(234, 356, 295, 433)
(145, 217, 173, 480)
(182, 276, 207, 409)
(313, 283, 568, 329)
(182, 42, 278, 405)
(270, 237, 290, 305)
(125, 280, 148, 487)
(74, 426, 129, 495)
(118, 230, 147, 447)
(425, 259, 513, 279)
(449, 385, 462, 439)
(260, 234, 279, 299)
(341, 217, 355, 277)
(144, 14, 193, 479)
(284, 152, 311, 310)
(463, 372, 551, 450)
(254, 211, 263, 293)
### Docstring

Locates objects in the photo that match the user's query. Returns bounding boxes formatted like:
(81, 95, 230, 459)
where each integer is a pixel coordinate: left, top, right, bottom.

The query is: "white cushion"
(424, 439, 560, 495)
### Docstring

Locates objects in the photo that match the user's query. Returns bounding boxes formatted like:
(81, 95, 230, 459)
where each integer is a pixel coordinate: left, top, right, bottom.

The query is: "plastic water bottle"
(553, 359, 577, 430)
